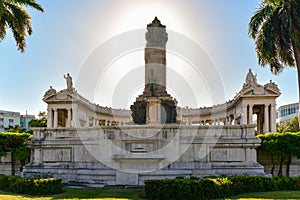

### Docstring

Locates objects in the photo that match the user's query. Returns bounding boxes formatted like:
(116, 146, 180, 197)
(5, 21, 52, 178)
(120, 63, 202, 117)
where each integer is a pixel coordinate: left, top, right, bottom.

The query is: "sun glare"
(109, 1, 188, 35)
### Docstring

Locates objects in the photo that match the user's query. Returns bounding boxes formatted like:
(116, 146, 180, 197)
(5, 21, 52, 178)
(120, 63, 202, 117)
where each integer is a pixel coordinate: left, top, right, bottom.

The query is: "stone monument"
(131, 17, 177, 124)
(22, 18, 283, 187)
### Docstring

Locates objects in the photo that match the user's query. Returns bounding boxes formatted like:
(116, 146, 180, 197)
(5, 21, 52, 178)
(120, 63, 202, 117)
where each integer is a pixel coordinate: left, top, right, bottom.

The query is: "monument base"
(131, 96, 177, 124)
(24, 125, 265, 186)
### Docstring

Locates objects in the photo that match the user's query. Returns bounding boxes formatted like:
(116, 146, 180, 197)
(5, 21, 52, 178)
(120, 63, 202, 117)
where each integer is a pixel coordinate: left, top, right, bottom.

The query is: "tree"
(7, 125, 26, 133)
(0, 0, 43, 52)
(257, 132, 300, 176)
(0, 132, 32, 175)
(283, 116, 299, 132)
(28, 111, 47, 128)
(276, 123, 284, 133)
(249, 0, 300, 128)
(277, 116, 299, 132)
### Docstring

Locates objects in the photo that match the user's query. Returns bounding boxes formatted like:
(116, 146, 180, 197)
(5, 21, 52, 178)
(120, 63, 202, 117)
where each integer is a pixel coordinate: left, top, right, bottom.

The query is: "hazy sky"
(0, 0, 298, 115)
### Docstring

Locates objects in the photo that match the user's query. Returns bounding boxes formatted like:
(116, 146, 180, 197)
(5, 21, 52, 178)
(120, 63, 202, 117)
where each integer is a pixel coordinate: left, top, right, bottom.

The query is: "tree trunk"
(286, 154, 292, 177)
(278, 155, 286, 176)
(271, 155, 275, 176)
(292, 44, 300, 129)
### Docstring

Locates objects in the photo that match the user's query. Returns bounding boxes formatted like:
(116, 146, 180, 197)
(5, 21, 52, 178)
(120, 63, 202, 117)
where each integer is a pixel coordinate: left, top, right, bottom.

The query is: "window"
(20, 121, 24, 128)
(57, 109, 67, 127)
(9, 119, 14, 127)
(0, 118, 3, 129)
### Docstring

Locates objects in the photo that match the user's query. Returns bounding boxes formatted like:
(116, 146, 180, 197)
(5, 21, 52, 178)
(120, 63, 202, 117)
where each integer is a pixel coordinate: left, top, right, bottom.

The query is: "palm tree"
(0, 0, 43, 52)
(249, 0, 300, 128)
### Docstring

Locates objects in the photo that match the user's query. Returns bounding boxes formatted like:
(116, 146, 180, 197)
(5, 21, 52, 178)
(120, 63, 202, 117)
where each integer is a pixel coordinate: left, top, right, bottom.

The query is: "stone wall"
(0, 153, 21, 176)
(257, 148, 300, 176)
(23, 125, 264, 186)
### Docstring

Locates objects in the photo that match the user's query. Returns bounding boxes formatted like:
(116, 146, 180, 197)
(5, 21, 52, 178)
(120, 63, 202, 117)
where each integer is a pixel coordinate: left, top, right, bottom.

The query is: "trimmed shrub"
(144, 176, 300, 200)
(0, 174, 9, 191)
(0, 175, 63, 195)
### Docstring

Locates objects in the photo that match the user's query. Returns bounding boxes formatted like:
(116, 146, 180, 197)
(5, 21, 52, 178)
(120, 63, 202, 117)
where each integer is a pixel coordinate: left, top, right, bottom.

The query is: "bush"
(0, 175, 63, 195)
(0, 174, 9, 190)
(144, 176, 300, 200)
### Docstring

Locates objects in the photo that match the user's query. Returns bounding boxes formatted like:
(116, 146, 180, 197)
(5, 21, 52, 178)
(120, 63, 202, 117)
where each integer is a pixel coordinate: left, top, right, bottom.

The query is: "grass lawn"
(0, 187, 144, 200)
(1, 188, 300, 200)
(224, 190, 300, 200)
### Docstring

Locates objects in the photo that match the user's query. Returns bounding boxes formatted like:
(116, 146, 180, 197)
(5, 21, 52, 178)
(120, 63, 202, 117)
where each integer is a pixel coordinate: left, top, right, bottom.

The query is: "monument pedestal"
(146, 98, 162, 124)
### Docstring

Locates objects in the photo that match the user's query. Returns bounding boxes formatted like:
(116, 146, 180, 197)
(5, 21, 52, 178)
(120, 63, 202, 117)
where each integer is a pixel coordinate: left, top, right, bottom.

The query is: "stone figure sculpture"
(43, 86, 56, 98)
(146, 17, 168, 47)
(64, 73, 73, 89)
(245, 69, 257, 86)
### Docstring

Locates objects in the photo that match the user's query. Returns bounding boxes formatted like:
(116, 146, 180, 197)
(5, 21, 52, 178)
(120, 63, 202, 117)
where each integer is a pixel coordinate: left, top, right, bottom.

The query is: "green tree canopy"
(257, 132, 300, 176)
(0, 132, 32, 174)
(249, 0, 300, 127)
(0, 0, 43, 52)
(28, 111, 47, 128)
(0, 132, 32, 156)
(283, 116, 299, 132)
(277, 116, 299, 132)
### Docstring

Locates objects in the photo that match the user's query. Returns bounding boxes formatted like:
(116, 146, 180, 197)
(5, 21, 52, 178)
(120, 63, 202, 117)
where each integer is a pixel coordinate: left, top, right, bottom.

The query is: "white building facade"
(0, 110, 35, 132)
(276, 102, 299, 125)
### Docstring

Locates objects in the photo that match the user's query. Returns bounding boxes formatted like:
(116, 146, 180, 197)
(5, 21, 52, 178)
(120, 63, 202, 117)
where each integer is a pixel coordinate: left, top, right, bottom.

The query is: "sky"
(0, 0, 298, 116)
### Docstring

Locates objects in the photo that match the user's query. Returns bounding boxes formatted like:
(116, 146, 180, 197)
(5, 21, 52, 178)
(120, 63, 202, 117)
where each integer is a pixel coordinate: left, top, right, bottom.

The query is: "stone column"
(249, 104, 253, 124)
(67, 109, 72, 127)
(72, 104, 77, 127)
(94, 118, 98, 127)
(230, 116, 234, 125)
(233, 115, 237, 125)
(53, 109, 58, 128)
(47, 108, 53, 127)
(242, 105, 248, 124)
(257, 112, 262, 134)
(270, 104, 276, 132)
(264, 104, 269, 133)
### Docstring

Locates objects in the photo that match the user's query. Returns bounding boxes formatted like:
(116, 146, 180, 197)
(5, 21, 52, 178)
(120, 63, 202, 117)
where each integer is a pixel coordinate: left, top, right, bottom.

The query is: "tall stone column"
(270, 104, 276, 132)
(131, 17, 177, 124)
(144, 17, 168, 97)
(53, 109, 58, 128)
(242, 105, 248, 124)
(47, 108, 53, 127)
(67, 109, 72, 127)
(249, 104, 253, 124)
(264, 104, 269, 133)
(257, 112, 262, 134)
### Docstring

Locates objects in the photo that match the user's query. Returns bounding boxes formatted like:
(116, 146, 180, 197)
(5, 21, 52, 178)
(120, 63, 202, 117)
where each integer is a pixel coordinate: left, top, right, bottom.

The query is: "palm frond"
(249, 0, 300, 74)
(290, 1, 300, 51)
(276, 5, 295, 67)
(0, 17, 7, 41)
(0, 0, 43, 51)
(9, 0, 43, 12)
(3, 2, 31, 51)
(249, 4, 274, 39)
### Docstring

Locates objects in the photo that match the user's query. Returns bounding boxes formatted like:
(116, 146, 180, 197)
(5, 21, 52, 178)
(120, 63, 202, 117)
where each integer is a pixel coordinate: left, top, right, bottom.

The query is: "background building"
(276, 103, 299, 125)
(0, 110, 35, 132)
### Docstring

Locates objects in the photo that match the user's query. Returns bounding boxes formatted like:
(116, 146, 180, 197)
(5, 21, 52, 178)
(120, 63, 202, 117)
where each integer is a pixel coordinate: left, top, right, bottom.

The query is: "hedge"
(144, 176, 300, 200)
(0, 174, 63, 195)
